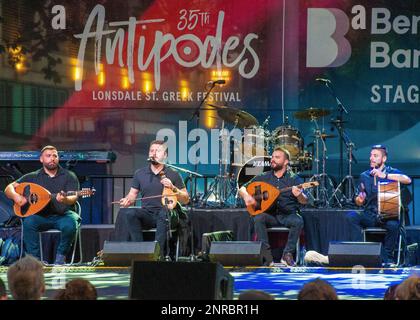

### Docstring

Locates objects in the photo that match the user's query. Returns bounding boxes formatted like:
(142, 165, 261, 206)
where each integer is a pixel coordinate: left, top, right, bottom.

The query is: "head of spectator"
(383, 283, 399, 300)
(395, 275, 420, 300)
(297, 278, 339, 300)
(238, 289, 275, 300)
(7, 255, 45, 300)
(0, 277, 8, 300)
(54, 278, 97, 300)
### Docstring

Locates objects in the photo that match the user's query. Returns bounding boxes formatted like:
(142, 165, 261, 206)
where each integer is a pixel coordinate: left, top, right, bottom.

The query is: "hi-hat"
(208, 104, 258, 128)
(294, 107, 331, 120)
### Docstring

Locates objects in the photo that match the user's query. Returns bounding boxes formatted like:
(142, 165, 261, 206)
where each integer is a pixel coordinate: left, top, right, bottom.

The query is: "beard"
(370, 162, 382, 169)
(44, 162, 58, 170)
(271, 163, 284, 171)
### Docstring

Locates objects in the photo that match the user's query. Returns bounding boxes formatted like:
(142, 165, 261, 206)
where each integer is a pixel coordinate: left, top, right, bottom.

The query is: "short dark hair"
(238, 290, 274, 300)
(40, 145, 58, 154)
(54, 278, 98, 300)
(371, 144, 387, 156)
(273, 145, 291, 161)
(395, 275, 420, 300)
(298, 278, 338, 300)
(384, 283, 399, 300)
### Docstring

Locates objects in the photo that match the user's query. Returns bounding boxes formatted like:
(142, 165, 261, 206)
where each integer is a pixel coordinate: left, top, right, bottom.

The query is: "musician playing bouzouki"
(346, 144, 411, 266)
(4, 145, 80, 265)
(113, 140, 190, 259)
(238, 146, 308, 267)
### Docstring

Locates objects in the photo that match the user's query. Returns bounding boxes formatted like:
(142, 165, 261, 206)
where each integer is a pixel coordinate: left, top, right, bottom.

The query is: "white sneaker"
(304, 250, 329, 265)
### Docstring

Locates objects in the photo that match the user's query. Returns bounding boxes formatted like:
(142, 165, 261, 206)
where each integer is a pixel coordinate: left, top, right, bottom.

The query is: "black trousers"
(114, 207, 169, 255)
(253, 212, 304, 255)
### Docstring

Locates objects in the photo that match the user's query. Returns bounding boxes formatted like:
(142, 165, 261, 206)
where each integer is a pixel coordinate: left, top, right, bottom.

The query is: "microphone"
(147, 157, 158, 164)
(208, 79, 226, 85)
(316, 78, 331, 83)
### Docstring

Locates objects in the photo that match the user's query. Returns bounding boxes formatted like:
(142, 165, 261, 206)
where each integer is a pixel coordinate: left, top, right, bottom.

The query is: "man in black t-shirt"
(238, 146, 308, 266)
(4, 146, 80, 265)
(114, 140, 190, 257)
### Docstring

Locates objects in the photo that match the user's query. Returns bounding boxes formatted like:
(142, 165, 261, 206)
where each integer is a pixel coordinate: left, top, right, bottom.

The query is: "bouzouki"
(14, 182, 95, 217)
(246, 181, 319, 215)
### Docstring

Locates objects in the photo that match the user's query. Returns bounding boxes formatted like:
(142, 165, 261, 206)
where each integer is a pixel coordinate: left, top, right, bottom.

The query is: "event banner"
(299, 0, 419, 169)
(0, 0, 418, 172)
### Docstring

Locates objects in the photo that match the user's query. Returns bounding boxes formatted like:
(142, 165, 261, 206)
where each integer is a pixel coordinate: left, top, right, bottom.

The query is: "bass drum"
(236, 156, 272, 188)
(271, 125, 303, 160)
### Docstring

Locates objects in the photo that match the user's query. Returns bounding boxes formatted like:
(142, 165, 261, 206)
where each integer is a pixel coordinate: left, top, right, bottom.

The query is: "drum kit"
(199, 104, 352, 208)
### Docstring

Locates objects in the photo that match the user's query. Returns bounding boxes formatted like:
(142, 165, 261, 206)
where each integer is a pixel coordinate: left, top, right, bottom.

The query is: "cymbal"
(310, 133, 337, 139)
(208, 104, 258, 128)
(294, 107, 331, 120)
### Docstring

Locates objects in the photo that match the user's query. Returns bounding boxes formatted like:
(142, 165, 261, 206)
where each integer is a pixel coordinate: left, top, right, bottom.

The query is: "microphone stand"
(189, 82, 218, 204)
(160, 161, 203, 262)
(323, 80, 349, 183)
(330, 131, 358, 206)
(187, 82, 218, 260)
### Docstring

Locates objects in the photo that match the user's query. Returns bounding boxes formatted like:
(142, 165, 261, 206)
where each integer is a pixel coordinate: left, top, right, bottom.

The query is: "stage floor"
(1, 264, 419, 300)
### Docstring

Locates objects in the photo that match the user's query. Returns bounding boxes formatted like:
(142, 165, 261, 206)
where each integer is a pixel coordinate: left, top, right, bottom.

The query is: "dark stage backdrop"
(0, 1, 419, 223)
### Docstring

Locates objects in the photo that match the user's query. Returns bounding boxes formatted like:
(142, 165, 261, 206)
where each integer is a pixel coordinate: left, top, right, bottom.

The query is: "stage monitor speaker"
(129, 261, 234, 300)
(328, 242, 382, 268)
(209, 241, 264, 266)
(102, 241, 160, 266)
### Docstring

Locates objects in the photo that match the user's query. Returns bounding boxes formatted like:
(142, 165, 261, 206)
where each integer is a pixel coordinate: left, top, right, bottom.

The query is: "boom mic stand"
(189, 81, 219, 204)
(322, 80, 349, 183)
(162, 161, 203, 261)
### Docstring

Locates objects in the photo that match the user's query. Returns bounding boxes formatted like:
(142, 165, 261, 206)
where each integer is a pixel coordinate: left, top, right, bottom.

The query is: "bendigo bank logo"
(306, 8, 352, 68)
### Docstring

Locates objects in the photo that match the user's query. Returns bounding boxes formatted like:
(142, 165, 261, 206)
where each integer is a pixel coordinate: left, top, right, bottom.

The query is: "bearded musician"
(346, 145, 411, 266)
(238, 146, 308, 266)
(113, 140, 190, 258)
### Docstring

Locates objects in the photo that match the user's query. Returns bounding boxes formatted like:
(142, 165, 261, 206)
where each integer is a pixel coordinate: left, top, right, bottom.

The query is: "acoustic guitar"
(14, 182, 95, 217)
(246, 181, 319, 215)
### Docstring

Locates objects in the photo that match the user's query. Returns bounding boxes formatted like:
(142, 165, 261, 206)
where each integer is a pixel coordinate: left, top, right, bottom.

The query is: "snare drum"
(271, 126, 303, 160)
(236, 156, 272, 188)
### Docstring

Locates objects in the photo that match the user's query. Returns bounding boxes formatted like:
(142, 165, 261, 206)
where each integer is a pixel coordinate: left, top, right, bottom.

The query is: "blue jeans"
(22, 211, 80, 260)
(346, 210, 400, 263)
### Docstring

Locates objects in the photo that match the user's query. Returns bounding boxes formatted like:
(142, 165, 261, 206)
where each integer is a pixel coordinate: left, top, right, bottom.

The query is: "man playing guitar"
(4, 145, 80, 265)
(238, 146, 308, 266)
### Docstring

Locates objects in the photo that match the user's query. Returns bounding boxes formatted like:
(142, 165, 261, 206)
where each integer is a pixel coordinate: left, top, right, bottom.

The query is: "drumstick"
(372, 165, 378, 186)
